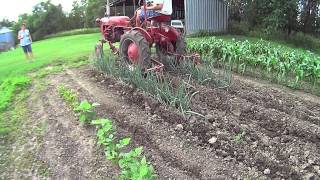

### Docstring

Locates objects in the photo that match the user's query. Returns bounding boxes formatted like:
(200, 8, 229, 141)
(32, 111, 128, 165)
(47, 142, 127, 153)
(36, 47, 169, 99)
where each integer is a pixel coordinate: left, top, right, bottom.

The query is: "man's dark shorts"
(22, 44, 32, 54)
(140, 10, 161, 20)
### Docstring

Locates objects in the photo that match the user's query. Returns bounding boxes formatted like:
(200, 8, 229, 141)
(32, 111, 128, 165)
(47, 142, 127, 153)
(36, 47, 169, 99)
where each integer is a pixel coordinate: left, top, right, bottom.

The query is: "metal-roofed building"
(0, 27, 14, 52)
(108, 0, 228, 34)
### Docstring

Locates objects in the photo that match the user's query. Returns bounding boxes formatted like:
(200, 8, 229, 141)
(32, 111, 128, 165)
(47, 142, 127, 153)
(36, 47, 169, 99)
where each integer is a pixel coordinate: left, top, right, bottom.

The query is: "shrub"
(229, 21, 250, 35)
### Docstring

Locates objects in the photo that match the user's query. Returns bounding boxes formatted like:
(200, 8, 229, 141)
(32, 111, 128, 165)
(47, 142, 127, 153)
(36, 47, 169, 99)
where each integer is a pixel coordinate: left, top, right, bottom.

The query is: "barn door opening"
(172, 0, 185, 21)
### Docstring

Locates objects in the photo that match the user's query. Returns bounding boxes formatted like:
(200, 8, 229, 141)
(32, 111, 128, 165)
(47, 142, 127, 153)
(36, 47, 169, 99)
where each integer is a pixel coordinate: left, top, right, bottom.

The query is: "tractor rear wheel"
(119, 30, 151, 71)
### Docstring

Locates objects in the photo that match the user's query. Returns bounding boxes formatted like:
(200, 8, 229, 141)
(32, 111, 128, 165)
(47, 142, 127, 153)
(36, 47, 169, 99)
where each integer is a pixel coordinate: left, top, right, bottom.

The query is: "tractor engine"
(96, 16, 131, 43)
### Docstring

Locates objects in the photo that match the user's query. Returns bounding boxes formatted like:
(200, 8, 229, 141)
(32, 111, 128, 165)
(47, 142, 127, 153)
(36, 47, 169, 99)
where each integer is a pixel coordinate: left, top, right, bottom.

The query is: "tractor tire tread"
(119, 30, 151, 70)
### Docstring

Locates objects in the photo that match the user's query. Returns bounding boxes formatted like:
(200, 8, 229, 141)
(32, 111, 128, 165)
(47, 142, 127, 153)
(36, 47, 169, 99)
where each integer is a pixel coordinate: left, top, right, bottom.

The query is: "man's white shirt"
(151, 0, 173, 15)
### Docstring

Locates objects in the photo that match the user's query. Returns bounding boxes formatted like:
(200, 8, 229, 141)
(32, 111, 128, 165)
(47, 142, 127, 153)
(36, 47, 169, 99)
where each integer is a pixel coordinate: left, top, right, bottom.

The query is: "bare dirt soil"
(7, 65, 319, 179)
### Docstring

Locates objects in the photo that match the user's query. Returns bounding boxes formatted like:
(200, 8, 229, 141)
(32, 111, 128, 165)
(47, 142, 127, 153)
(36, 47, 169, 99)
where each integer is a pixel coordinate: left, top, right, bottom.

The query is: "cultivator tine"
(168, 52, 201, 65)
(146, 58, 165, 80)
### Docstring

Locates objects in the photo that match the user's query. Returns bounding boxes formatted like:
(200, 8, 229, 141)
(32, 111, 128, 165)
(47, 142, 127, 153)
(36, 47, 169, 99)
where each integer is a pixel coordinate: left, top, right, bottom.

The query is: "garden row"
(57, 85, 156, 180)
(188, 37, 320, 87)
(93, 55, 232, 116)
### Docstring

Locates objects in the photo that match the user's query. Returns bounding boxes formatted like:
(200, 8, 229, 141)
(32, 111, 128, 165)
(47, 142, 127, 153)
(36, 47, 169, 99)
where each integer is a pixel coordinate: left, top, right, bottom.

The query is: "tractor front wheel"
(119, 30, 151, 71)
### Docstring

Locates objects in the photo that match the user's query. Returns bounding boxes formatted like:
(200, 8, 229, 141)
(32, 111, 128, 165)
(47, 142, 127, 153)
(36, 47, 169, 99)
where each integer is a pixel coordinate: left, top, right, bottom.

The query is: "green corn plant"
(74, 100, 99, 123)
(188, 37, 320, 87)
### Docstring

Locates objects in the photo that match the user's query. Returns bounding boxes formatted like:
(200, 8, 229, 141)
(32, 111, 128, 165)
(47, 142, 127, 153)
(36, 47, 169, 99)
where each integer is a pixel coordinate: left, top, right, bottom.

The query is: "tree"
(30, 1, 67, 39)
(68, 0, 86, 29)
(263, 0, 299, 34)
(85, 0, 106, 27)
(300, 0, 320, 33)
(0, 18, 14, 28)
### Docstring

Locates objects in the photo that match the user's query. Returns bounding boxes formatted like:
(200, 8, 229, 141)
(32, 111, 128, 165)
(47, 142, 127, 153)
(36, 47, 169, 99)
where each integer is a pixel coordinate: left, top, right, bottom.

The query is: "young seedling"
(75, 100, 100, 123)
(235, 131, 245, 143)
(57, 85, 79, 108)
(92, 119, 130, 163)
(119, 147, 156, 180)
(92, 119, 157, 179)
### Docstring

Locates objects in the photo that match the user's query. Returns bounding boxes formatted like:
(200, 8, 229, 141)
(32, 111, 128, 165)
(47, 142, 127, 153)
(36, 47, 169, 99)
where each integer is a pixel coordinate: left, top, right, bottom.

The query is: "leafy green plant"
(92, 119, 156, 180)
(119, 148, 156, 180)
(57, 85, 79, 108)
(92, 119, 128, 163)
(74, 100, 99, 123)
(58, 86, 100, 123)
(234, 132, 245, 143)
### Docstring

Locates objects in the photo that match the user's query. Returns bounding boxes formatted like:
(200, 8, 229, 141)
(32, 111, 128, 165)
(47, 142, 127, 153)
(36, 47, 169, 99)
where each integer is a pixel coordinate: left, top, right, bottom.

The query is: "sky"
(0, 0, 77, 21)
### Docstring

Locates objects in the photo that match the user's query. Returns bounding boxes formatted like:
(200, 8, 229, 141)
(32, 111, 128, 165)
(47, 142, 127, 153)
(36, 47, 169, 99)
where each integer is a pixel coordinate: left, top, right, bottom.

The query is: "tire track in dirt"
(48, 68, 263, 179)
(30, 78, 118, 179)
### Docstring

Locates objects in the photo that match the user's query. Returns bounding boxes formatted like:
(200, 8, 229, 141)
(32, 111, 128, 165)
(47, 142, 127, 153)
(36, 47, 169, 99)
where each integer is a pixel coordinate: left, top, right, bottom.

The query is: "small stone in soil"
(208, 137, 217, 144)
(313, 165, 320, 174)
(304, 173, 315, 180)
(205, 114, 215, 121)
(263, 168, 271, 175)
(175, 124, 183, 131)
(189, 116, 197, 124)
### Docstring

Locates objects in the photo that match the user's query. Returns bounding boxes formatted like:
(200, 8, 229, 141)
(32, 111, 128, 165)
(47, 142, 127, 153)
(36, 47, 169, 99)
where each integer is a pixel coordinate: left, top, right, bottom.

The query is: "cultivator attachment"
(94, 39, 201, 75)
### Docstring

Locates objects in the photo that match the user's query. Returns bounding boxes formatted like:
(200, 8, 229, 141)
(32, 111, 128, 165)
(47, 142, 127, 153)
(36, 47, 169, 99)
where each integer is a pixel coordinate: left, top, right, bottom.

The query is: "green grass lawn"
(0, 33, 100, 80)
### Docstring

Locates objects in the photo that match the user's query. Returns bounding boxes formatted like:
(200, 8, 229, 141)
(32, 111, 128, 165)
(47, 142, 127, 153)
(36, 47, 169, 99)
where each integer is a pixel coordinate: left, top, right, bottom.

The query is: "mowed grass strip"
(0, 33, 100, 80)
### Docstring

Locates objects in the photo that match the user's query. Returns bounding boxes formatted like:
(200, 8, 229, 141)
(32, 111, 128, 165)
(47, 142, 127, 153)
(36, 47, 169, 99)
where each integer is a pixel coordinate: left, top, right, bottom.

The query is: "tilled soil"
(28, 76, 119, 179)
(27, 65, 320, 179)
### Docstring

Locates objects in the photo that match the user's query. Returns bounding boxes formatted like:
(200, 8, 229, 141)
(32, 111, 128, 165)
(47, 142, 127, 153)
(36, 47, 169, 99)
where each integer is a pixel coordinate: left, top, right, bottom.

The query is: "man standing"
(18, 23, 34, 62)
(136, 0, 172, 26)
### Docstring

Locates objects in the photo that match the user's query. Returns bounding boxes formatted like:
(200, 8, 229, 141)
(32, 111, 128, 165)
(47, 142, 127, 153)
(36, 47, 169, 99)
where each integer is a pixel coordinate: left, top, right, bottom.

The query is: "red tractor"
(95, 0, 198, 72)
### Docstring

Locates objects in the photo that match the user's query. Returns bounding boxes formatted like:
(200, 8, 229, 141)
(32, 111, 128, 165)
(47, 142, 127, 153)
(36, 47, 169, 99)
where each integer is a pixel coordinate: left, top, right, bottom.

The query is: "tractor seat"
(148, 15, 171, 22)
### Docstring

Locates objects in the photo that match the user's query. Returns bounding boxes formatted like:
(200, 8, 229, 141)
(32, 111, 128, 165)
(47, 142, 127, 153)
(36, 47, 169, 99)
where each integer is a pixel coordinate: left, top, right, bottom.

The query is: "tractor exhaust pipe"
(105, 0, 111, 17)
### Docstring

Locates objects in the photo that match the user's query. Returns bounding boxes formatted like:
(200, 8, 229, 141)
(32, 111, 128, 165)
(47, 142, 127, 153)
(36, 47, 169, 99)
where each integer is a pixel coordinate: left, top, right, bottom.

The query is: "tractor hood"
(96, 16, 130, 27)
